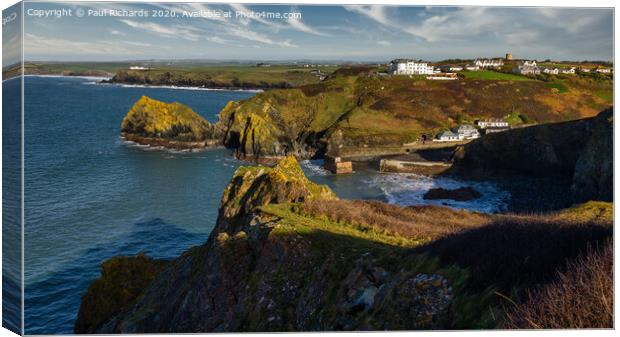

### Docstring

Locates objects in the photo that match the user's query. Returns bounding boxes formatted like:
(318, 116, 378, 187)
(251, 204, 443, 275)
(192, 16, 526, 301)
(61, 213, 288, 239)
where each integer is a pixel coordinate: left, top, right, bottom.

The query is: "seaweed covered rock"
(121, 96, 218, 149)
(423, 187, 482, 201)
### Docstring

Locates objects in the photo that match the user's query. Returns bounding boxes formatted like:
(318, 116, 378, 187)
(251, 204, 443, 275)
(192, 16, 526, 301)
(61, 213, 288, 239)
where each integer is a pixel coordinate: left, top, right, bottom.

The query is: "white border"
(0, 1, 617, 337)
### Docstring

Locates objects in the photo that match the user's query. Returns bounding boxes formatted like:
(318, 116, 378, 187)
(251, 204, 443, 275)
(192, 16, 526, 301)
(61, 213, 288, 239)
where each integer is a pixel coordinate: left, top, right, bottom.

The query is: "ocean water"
(19, 76, 509, 334)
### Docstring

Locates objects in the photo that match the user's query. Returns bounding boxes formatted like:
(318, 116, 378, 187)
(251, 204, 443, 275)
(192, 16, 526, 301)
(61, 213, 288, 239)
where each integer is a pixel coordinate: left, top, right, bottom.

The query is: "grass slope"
(219, 67, 612, 156)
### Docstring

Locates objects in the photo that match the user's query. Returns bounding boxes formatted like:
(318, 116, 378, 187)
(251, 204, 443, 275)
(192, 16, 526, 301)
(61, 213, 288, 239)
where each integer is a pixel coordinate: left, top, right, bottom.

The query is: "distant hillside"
(217, 67, 612, 160)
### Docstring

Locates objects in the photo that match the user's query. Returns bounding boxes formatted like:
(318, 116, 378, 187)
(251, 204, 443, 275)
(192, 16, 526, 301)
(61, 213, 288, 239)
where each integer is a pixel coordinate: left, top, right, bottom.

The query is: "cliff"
(120, 96, 218, 149)
(75, 157, 613, 332)
(451, 108, 613, 203)
(216, 68, 611, 160)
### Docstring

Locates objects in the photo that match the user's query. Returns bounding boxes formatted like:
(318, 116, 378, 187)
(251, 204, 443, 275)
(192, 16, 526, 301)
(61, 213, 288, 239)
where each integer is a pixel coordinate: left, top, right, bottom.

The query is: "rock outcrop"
(121, 96, 218, 149)
(74, 157, 476, 332)
(423, 187, 482, 201)
(451, 108, 613, 203)
(570, 109, 613, 203)
(75, 156, 614, 332)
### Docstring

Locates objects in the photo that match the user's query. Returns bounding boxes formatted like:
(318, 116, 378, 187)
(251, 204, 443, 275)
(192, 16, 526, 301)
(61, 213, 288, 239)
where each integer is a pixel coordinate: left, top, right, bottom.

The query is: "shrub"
(502, 242, 613, 329)
(301, 199, 490, 240)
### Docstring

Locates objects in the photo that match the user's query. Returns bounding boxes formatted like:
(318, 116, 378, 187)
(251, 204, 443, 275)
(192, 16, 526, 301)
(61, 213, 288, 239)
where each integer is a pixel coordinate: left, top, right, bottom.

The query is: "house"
(476, 119, 510, 134)
(595, 68, 612, 74)
(579, 68, 591, 73)
(542, 67, 559, 75)
(475, 119, 509, 129)
(464, 64, 480, 71)
(560, 67, 576, 75)
(435, 130, 460, 142)
(129, 66, 151, 70)
(389, 59, 435, 75)
(474, 58, 504, 68)
(452, 124, 480, 139)
(513, 60, 540, 75)
(439, 65, 463, 72)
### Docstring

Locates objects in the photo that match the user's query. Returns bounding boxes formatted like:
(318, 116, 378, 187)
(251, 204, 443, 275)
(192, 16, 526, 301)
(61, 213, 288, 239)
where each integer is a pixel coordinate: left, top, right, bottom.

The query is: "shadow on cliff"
(24, 218, 206, 335)
(410, 216, 612, 294)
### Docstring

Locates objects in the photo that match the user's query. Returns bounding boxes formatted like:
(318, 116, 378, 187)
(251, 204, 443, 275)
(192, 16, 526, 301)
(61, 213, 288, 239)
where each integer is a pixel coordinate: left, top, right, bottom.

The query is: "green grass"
(23, 61, 340, 87)
(594, 90, 613, 102)
(460, 70, 532, 81)
(544, 82, 569, 93)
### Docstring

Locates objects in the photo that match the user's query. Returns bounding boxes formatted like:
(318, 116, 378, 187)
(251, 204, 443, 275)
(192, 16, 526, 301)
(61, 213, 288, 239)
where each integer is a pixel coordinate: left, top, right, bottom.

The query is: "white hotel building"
(389, 59, 435, 75)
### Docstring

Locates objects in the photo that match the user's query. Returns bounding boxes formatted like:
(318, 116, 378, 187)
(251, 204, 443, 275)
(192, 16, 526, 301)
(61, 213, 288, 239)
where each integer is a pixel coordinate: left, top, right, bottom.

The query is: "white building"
(389, 59, 435, 75)
(561, 67, 576, 75)
(513, 60, 541, 75)
(435, 130, 460, 142)
(474, 59, 504, 68)
(475, 119, 509, 129)
(465, 65, 480, 71)
(452, 125, 481, 140)
(595, 68, 612, 74)
(542, 68, 559, 75)
(440, 65, 463, 72)
(129, 66, 151, 70)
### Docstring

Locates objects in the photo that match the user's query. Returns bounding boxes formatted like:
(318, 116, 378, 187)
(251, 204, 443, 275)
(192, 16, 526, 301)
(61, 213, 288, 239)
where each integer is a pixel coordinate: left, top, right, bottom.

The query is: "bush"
(502, 241, 613, 329)
(301, 199, 490, 240)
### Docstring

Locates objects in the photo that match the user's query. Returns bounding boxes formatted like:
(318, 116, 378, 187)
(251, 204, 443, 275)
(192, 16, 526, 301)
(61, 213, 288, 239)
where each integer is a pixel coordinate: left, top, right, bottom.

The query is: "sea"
(9, 76, 509, 334)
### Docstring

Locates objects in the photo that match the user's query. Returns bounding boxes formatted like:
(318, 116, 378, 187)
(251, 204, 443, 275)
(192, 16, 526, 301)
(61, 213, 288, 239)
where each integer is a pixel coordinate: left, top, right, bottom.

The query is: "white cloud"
(108, 29, 126, 36)
(377, 40, 391, 46)
(24, 33, 143, 56)
(287, 16, 328, 36)
(119, 19, 201, 41)
(223, 25, 298, 48)
(205, 36, 228, 44)
(345, 5, 392, 27)
(120, 41, 152, 47)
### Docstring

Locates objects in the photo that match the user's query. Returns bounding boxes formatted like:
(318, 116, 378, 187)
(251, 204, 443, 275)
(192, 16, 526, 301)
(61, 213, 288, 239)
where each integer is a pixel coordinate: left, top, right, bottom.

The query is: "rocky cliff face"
(121, 96, 218, 147)
(571, 109, 613, 203)
(451, 108, 613, 203)
(74, 157, 494, 332)
(75, 156, 613, 332)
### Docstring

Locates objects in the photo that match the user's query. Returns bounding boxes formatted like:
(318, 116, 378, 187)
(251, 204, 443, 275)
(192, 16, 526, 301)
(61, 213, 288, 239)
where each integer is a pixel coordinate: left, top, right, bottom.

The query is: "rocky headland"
(75, 155, 613, 332)
(120, 96, 220, 151)
(120, 67, 612, 163)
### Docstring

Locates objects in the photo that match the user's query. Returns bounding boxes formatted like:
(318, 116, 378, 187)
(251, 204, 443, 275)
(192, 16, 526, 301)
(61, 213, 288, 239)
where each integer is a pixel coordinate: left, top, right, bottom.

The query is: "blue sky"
(21, 2, 614, 62)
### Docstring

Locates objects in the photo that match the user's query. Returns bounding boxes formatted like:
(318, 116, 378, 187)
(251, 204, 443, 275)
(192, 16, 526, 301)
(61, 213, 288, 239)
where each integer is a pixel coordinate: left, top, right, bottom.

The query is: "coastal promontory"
(75, 156, 612, 332)
(120, 96, 218, 150)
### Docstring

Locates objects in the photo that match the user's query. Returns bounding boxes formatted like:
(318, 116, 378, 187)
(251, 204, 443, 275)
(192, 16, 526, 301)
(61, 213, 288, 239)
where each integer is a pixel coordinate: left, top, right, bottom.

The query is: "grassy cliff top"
(218, 68, 612, 150)
(121, 96, 214, 142)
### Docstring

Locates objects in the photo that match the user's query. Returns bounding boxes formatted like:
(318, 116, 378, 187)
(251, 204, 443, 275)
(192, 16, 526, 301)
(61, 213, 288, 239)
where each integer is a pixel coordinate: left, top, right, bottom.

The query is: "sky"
(3, 2, 23, 66)
(18, 2, 614, 62)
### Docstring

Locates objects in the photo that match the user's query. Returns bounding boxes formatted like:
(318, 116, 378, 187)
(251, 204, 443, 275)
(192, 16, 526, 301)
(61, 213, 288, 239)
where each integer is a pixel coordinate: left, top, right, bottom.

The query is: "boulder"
(423, 187, 482, 201)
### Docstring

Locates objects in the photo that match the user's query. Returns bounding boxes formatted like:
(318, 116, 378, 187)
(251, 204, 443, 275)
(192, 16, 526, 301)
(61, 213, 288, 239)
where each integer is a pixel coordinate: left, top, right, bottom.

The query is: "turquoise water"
(20, 76, 508, 334)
